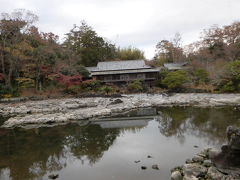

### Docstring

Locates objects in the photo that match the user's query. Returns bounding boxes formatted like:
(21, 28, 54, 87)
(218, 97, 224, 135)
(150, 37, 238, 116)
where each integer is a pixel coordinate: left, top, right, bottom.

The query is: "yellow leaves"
(2, 94, 12, 99)
(16, 41, 34, 53)
(3, 41, 33, 60)
(16, 77, 35, 88)
(3, 47, 11, 53)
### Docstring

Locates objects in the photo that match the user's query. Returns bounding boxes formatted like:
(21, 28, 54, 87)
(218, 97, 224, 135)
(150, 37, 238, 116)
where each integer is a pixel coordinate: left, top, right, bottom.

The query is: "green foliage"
(76, 65, 90, 78)
(116, 47, 145, 60)
(81, 80, 102, 91)
(156, 68, 169, 88)
(193, 69, 209, 85)
(64, 21, 116, 66)
(127, 80, 143, 92)
(64, 85, 82, 94)
(218, 60, 240, 92)
(155, 56, 169, 66)
(0, 84, 19, 98)
(100, 86, 114, 94)
(162, 70, 188, 89)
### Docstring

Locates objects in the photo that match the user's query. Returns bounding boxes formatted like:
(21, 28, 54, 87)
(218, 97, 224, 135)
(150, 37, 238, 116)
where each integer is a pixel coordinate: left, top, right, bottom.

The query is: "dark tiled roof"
(91, 60, 151, 72)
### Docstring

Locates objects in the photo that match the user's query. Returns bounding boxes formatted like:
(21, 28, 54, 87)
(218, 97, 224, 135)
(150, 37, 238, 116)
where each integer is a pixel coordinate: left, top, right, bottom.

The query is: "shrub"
(218, 60, 240, 92)
(127, 80, 143, 92)
(76, 65, 90, 78)
(81, 80, 102, 91)
(16, 78, 35, 88)
(156, 68, 169, 88)
(64, 85, 82, 94)
(193, 69, 209, 85)
(0, 85, 19, 98)
(162, 70, 188, 89)
(100, 86, 114, 94)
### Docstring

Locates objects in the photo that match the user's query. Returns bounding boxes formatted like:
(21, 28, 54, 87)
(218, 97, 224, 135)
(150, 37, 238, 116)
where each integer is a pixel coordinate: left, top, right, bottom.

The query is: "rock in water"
(182, 163, 207, 178)
(152, 164, 159, 170)
(147, 155, 152, 158)
(134, 160, 140, 163)
(171, 170, 182, 180)
(207, 167, 224, 180)
(141, 166, 147, 170)
(213, 126, 240, 168)
(48, 174, 59, 179)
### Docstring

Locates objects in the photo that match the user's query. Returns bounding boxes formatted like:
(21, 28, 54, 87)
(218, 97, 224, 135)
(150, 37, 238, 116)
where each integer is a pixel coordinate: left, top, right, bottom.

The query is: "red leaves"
(0, 73, 4, 81)
(49, 73, 83, 87)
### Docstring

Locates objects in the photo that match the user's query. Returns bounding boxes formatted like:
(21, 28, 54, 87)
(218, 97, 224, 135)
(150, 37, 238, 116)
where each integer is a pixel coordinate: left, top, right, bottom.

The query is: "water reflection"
(0, 124, 120, 180)
(0, 107, 239, 180)
(157, 107, 240, 145)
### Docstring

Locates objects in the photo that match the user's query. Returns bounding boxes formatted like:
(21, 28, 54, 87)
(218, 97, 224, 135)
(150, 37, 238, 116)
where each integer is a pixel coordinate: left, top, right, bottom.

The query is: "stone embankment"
(0, 93, 240, 128)
(171, 126, 240, 180)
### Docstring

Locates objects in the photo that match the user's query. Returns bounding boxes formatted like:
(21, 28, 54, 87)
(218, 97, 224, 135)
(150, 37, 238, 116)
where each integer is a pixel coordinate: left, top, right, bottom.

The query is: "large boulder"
(182, 163, 207, 179)
(213, 126, 240, 168)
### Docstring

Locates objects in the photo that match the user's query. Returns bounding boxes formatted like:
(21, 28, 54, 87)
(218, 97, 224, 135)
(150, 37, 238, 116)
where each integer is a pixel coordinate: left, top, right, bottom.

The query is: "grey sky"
(1, 0, 240, 59)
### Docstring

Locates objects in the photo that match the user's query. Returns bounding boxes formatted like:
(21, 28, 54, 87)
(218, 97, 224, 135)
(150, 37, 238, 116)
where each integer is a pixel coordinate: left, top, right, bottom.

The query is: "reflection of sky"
(43, 120, 220, 180)
(1, 107, 240, 180)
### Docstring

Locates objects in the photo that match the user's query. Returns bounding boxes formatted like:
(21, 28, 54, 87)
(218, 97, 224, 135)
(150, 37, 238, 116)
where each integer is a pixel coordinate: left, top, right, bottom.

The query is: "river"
(0, 106, 239, 180)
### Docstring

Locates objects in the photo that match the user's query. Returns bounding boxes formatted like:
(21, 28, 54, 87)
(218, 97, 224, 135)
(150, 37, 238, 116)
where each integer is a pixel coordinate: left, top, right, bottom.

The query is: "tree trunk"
(0, 50, 5, 74)
(6, 59, 13, 89)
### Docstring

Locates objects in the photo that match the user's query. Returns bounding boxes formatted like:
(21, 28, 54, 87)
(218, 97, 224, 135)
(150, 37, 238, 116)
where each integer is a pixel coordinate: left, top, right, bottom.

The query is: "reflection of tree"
(157, 107, 190, 143)
(0, 123, 120, 180)
(65, 124, 120, 165)
(157, 107, 240, 145)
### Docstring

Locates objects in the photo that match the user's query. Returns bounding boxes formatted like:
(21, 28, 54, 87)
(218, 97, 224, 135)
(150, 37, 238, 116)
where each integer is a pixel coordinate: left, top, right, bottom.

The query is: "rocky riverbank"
(0, 93, 240, 128)
(171, 126, 240, 180)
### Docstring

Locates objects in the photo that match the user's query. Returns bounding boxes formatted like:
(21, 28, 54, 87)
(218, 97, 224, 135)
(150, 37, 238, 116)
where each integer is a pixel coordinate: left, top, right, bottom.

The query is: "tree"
(76, 65, 90, 78)
(154, 33, 185, 64)
(116, 46, 145, 60)
(218, 60, 240, 92)
(0, 9, 38, 89)
(64, 21, 116, 66)
(162, 70, 188, 89)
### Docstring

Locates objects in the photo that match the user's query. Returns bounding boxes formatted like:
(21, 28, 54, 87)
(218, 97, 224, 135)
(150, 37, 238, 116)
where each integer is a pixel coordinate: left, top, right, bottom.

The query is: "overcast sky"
(1, 0, 240, 59)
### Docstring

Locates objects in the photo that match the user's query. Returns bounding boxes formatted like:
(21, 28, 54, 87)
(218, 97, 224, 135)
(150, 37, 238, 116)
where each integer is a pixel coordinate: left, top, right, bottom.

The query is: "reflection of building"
(92, 117, 153, 129)
(86, 60, 160, 85)
(91, 108, 157, 129)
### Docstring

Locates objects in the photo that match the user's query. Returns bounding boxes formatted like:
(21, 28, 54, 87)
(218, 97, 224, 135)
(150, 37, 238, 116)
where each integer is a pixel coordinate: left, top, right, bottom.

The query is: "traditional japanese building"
(86, 60, 160, 85)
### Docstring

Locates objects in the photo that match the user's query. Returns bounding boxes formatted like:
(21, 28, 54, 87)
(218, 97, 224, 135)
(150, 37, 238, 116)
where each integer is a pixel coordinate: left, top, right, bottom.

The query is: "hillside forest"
(0, 9, 240, 98)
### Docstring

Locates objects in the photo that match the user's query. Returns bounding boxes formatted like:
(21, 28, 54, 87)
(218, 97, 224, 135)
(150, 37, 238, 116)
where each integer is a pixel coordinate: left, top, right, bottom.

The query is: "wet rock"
(141, 166, 147, 170)
(193, 145, 199, 148)
(183, 163, 207, 178)
(213, 126, 240, 168)
(151, 164, 159, 170)
(183, 175, 198, 180)
(192, 155, 204, 163)
(185, 159, 193, 164)
(203, 159, 212, 167)
(110, 99, 123, 105)
(217, 167, 240, 178)
(48, 174, 59, 179)
(197, 152, 207, 158)
(171, 171, 183, 180)
(147, 155, 152, 158)
(1, 94, 240, 128)
(208, 148, 221, 159)
(207, 167, 224, 180)
(134, 160, 140, 163)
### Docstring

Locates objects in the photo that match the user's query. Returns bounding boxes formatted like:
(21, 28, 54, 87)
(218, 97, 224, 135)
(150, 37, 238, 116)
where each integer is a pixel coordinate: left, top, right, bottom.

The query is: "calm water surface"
(0, 107, 240, 180)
